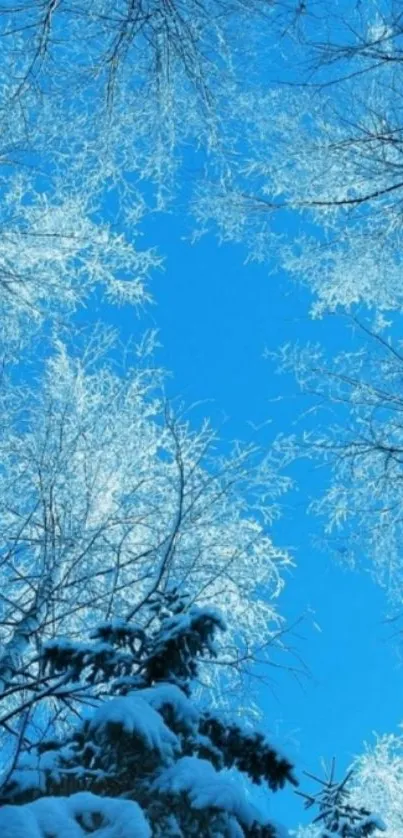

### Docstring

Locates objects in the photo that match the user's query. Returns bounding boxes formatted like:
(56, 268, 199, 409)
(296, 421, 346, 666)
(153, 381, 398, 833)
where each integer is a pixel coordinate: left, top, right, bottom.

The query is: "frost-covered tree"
(0, 0, 308, 360)
(0, 328, 293, 757)
(193, 1, 403, 315)
(0, 171, 158, 353)
(347, 730, 403, 838)
(294, 730, 403, 838)
(271, 320, 403, 604)
(0, 588, 297, 837)
(297, 764, 386, 838)
(0, 0, 312, 354)
(0, 0, 295, 108)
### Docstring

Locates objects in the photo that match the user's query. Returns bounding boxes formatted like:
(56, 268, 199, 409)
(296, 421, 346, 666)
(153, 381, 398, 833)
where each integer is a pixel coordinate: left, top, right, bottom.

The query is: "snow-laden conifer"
(0, 589, 297, 837)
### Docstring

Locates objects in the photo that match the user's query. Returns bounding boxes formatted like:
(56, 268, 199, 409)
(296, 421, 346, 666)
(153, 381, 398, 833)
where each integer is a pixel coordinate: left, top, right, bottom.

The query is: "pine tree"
(298, 762, 386, 838)
(0, 590, 297, 837)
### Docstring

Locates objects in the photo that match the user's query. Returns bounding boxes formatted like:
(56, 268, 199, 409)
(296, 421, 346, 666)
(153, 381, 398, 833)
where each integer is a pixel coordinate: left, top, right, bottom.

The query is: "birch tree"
(347, 731, 403, 838)
(270, 320, 403, 604)
(0, 0, 305, 354)
(0, 328, 293, 758)
(0, 0, 292, 107)
(193, 1, 403, 315)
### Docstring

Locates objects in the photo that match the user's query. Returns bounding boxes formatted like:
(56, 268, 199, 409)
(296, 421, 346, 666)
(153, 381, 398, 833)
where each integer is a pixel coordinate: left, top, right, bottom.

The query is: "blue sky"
(103, 209, 403, 828)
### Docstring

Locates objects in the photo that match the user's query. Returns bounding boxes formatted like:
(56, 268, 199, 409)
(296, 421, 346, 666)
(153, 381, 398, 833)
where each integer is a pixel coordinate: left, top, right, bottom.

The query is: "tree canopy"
(0, 0, 400, 835)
